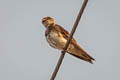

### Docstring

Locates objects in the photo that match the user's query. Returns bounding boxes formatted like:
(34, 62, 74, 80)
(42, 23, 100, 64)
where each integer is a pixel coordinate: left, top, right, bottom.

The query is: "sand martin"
(42, 16, 95, 64)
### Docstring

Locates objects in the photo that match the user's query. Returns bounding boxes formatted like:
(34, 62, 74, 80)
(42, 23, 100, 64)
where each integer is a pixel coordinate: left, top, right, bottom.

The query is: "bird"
(42, 16, 95, 64)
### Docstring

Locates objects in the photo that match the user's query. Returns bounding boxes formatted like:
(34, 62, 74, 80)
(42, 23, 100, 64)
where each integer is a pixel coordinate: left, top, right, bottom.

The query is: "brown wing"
(54, 25, 95, 63)
(55, 24, 77, 43)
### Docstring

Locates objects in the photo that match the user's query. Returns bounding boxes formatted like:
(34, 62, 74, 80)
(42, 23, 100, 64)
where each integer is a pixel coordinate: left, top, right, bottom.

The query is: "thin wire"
(50, 0, 88, 80)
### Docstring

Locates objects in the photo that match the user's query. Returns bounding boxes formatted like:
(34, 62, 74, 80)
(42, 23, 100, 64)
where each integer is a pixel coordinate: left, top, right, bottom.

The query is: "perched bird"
(42, 16, 95, 64)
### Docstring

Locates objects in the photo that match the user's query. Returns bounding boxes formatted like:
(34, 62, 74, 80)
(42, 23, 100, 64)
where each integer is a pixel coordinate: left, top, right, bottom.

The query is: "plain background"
(0, 0, 120, 80)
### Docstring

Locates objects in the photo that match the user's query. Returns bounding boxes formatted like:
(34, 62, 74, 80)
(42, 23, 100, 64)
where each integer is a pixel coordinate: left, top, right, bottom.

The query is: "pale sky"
(0, 0, 120, 80)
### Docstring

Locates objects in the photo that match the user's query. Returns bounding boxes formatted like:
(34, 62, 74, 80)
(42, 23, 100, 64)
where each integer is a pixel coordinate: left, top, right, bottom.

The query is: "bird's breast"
(46, 31, 67, 49)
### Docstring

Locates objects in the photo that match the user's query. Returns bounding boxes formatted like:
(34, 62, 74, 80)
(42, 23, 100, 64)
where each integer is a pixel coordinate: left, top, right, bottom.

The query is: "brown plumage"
(42, 16, 95, 64)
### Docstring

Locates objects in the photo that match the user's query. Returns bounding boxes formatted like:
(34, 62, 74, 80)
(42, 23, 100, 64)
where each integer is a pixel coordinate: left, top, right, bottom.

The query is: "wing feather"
(55, 24, 77, 43)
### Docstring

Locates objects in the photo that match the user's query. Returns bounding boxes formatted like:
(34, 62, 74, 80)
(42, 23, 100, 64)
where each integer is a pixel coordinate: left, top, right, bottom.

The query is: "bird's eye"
(42, 19, 46, 23)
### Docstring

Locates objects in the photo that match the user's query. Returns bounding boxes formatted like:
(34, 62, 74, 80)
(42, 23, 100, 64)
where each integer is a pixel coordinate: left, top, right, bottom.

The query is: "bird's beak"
(42, 18, 46, 24)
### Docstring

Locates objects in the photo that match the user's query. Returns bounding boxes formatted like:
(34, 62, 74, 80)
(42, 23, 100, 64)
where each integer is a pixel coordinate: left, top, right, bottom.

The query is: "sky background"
(0, 0, 120, 80)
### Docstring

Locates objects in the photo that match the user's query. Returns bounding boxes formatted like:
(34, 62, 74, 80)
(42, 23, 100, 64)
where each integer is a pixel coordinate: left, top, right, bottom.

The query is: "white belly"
(46, 31, 67, 50)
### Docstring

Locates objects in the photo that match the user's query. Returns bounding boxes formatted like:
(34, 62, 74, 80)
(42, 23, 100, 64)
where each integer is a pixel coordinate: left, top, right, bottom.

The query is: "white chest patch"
(46, 31, 67, 49)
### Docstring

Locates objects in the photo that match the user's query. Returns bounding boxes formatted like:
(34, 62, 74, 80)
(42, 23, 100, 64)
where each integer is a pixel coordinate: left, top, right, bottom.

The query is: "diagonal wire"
(50, 0, 88, 80)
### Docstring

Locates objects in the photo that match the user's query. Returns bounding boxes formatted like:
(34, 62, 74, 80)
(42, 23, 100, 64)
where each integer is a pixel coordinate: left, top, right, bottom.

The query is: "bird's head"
(42, 16, 56, 28)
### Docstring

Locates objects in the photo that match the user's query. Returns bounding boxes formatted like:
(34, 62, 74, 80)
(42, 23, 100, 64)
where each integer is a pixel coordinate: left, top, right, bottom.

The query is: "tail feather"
(67, 43, 95, 64)
(68, 53, 94, 64)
